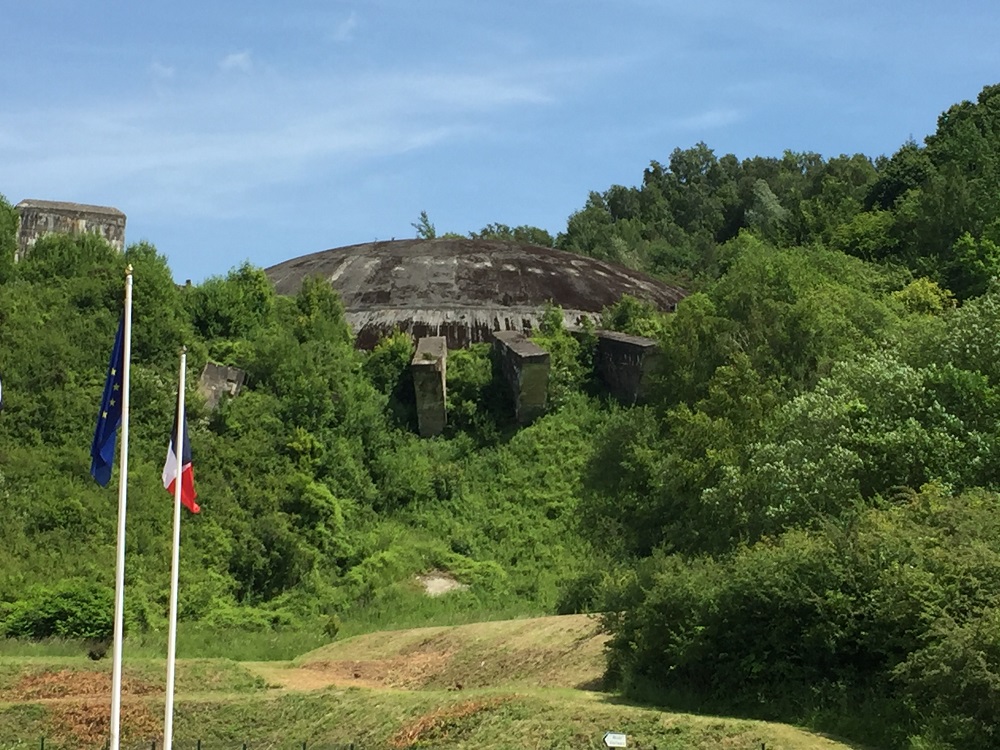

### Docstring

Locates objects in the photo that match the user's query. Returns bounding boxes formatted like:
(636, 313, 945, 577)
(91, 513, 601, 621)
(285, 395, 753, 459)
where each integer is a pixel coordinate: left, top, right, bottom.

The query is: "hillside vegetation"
(4, 83, 1000, 749)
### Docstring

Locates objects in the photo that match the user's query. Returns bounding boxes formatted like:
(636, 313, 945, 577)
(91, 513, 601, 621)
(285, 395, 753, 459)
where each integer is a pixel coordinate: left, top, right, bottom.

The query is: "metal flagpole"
(163, 346, 187, 750)
(109, 265, 134, 750)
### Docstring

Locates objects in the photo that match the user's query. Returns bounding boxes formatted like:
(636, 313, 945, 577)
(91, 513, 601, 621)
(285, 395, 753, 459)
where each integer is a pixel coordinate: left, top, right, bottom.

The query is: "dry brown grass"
(49, 700, 160, 747)
(1, 670, 156, 702)
(389, 697, 512, 748)
(284, 613, 607, 692)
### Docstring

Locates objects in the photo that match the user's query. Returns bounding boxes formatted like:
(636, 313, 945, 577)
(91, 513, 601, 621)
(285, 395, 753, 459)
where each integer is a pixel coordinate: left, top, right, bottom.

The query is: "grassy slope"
(0, 615, 863, 750)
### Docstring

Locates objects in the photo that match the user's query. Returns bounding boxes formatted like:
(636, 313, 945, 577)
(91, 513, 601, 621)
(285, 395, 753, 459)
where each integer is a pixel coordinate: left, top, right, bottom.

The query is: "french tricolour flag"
(162, 406, 200, 514)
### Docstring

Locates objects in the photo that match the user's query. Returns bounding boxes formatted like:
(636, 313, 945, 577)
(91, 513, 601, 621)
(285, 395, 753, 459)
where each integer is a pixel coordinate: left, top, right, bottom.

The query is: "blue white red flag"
(162, 404, 199, 513)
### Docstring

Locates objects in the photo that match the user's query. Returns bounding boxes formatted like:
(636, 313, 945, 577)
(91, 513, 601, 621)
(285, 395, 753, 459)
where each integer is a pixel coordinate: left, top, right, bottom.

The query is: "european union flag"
(90, 316, 125, 486)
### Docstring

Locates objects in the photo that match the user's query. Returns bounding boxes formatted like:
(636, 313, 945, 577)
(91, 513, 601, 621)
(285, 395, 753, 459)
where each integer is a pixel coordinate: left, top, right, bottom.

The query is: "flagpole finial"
(180, 345, 187, 355)
(125, 264, 133, 277)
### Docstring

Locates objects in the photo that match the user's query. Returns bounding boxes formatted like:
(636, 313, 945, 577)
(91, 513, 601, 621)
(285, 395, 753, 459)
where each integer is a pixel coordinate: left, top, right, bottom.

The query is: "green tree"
(531, 304, 592, 408)
(831, 209, 898, 261)
(412, 210, 436, 239)
(125, 241, 193, 364)
(601, 295, 667, 338)
(745, 178, 790, 242)
(470, 223, 555, 246)
(188, 262, 275, 341)
(890, 277, 955, 316)
(944, 232, 1000, 299)
(363, 331, 416, 429)
(0, 193, 17, 283)
(865, 139, 933, 211)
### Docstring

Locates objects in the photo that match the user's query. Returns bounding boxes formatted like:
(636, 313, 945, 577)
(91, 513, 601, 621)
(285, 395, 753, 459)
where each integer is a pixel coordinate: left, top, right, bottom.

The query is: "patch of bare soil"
(415, 571, 468, 597)
(1, 670, 156, 702)
(390, 697, 511, 749)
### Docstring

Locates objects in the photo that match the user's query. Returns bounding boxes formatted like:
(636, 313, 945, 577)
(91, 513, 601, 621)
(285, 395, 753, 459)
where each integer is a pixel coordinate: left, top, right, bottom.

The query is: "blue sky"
(2, 0, 998, 283)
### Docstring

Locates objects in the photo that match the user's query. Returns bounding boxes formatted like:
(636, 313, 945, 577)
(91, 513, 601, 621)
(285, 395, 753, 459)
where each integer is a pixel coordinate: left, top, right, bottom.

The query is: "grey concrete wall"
(594, 330, 662, 405)
(198, 363, 247, 410)
(15, 200, 126, 261)
(346, 307, 602, 350)
(492, 330, 550, 424)
(411, 336, 447, 437)
(264, 238, 687, 351)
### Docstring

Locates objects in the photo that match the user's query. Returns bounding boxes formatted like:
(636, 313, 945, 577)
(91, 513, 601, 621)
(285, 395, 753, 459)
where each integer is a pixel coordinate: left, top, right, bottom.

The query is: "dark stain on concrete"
(265, 238, 686, 348)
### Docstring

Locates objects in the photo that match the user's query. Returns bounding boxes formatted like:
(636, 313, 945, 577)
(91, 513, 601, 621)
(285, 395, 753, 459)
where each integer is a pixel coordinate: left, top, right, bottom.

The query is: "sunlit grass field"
(0, 614, 863, 750)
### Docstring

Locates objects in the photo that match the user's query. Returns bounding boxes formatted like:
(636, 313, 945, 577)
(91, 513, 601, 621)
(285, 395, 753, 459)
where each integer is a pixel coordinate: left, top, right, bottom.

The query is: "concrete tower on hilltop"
(15, 199, 126, 261)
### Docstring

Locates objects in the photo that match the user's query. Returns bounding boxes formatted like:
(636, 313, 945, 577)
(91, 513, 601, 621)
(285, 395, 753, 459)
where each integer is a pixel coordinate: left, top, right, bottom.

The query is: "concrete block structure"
(492, 330, 550, 425)
(15, 199, 126, 261)
(263, 237, 687, 435)
(411, 337, 448, 437)
(198, 363, 247, 410)
(594, 330, 663, 405)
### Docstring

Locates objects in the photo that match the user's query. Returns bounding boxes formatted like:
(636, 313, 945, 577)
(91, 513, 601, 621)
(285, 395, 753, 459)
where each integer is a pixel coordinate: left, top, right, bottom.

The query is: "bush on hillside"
(3, 579, 115, 641)
(601, 484, 1000, 749)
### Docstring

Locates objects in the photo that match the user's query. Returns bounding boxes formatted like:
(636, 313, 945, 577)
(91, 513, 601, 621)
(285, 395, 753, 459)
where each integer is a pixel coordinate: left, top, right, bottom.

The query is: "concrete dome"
(264, 238, 686, 348)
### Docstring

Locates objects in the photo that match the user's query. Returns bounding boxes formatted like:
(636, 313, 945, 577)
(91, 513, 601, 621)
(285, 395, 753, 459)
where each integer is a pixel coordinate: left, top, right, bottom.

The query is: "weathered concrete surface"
(411, 337, 447, 437)
(493, 330, 550, 425)
(264, 239, 686, 349)
(594, 330, 662, 405)
(198, 363, 247, 410)
(15, 199, 126, 261)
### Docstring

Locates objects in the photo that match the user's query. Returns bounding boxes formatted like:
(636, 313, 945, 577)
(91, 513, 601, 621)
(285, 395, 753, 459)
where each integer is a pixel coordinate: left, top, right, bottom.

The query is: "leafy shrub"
(602, 485, 1000, 748)
(323, 614, 342, 640)
(602, 294, 668, 338)
(556, 553, 649, 617)
(445, 344, 506, 440)
(4, 580, 115, 640)
(531, 304, 593, 407)
(187, 262, 275, 340)
(896, 607, 1000, 749)
(363, 331, 416, 428)
(202, 603, 297, 632)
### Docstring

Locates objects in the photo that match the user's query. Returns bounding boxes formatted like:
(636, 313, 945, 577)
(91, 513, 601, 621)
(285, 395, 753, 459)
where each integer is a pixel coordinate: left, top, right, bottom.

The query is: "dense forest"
(5, 83, 1000, 749)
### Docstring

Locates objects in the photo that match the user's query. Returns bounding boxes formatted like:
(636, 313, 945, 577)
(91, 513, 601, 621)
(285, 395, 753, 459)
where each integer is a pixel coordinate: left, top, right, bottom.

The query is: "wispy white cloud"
(150, 61, 175, 79)
(0, 55, 603, 218)
(220, 51, 253, 73)
(673, 108, 744, 131)
(332, 11, 359, 42)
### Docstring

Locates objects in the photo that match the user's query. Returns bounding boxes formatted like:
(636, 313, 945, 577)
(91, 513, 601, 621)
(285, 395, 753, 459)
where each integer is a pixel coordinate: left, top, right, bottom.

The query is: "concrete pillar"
(411, 336, 447, 437)
(594, 330, 662, 405)
(492, 330, 550, 424)
(197, 363, 247, 410)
